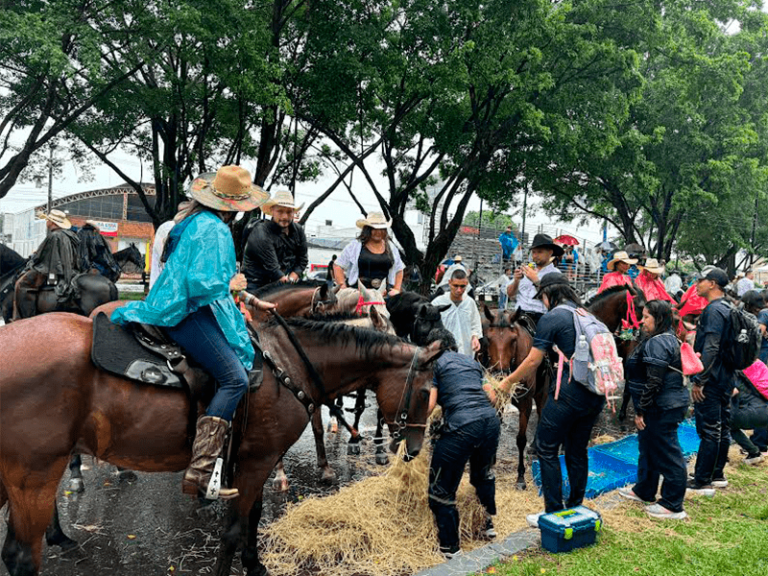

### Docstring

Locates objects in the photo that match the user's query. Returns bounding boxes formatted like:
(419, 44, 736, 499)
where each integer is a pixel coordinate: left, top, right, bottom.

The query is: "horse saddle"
(91, 313, 264, 393)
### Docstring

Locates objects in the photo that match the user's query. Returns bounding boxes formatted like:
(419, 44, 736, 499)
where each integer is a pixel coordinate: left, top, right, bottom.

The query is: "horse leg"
(241, 500, 267, 576)
(347, 390, 366, 456)
(374, 409, 389, 466)
(67, 454, 84, 493)
(516, 398, 533, 490)
(44, 501, 77, 552)
(310, 409, 335, 483)
(272, 459, 290, 493)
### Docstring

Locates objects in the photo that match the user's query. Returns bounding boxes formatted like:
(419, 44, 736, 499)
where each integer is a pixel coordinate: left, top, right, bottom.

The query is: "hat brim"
(42, 213, 72, 230)
(607, 257, 638, 271)
(262, 200, 305, 216)
(189, 173, 270, 212)
(356, 219, 391, 229)
(640, 266, 665, 275)
(531, 243, 564, 257)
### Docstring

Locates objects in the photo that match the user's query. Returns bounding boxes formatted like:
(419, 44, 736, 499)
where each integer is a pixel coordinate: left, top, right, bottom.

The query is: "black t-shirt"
(357, 246, 392, 285)
(432, 352, 497, 432)
(533, 301, 578, 382)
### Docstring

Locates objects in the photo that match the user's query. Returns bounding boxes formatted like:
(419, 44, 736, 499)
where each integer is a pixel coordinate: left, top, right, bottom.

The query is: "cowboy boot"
(12, 271, 43, 320)
(182, 415, 239, 500)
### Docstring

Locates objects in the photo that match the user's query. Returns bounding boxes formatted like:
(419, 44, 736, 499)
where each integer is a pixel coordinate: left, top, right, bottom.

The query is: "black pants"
(535, 383, 605, 513)
(693, 382, 732, 484)
(731, 405, 768, 457)
(752, 427, 768, 452)
(428, 416, 500, 553)
(633, 407, 688, 512)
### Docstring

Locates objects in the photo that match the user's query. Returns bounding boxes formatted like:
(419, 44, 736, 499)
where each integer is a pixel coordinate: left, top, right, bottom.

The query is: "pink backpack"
(742, 360, 768, 401)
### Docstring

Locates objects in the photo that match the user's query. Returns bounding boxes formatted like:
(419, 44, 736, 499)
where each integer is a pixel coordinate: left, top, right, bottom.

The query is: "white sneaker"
(618, 487, 648, 503)
(526, 511, 545, 528)
(744, 454, 764, 466)
(711, 477, 728, 488)
(645, 503, 688, 520)
(442, 548, 463, 560)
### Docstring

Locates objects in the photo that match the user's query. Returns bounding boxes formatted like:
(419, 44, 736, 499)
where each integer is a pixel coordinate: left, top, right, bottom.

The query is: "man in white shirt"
(149, 220, 175, 289)
(506, 233, 563, 324)
(432, 269, 482, 357)
(737, 270, 756, 297)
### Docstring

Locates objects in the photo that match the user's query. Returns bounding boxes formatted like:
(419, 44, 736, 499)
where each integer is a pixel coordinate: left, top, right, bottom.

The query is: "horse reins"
(382, 348, 427, 440)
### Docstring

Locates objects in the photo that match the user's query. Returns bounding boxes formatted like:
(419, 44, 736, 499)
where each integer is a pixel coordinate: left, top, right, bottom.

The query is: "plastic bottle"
(738, 328, 748, 343)
(575, 335, 589, 362)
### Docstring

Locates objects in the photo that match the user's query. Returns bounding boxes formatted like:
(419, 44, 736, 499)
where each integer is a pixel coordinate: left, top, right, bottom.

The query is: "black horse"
(0, 244, 119, 323)
(113, 243, 145, 274)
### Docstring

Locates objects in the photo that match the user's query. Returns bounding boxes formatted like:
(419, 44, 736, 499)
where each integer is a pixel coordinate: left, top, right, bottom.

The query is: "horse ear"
(370, 305, 385, 330)
(417, 303, 428, 317)
(483, 304, 494, 322)
(437, 304, 451, 314)
(419, 340, 446, 365)
(318, 283, 331, 302)
(357, 280, 370, 299)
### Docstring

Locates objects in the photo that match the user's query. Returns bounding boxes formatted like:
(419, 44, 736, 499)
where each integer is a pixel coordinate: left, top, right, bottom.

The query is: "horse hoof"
(68, 478, 85, 493)
(347, 443, 361, 456)
(320, 468, 336, 484)
(273, 477, 290, 493)
(117, 470, 138, 483)
(516, 482, 527, 491)
(375, 453, 389, 466)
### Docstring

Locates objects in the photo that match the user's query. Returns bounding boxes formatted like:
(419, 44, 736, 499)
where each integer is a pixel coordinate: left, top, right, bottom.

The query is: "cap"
(698, 267, 729, 288)
(534, 272, 570, 299)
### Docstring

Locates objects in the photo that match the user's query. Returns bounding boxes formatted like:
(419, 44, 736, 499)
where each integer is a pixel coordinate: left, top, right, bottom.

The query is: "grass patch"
(118, 291, 145, 301)
(484, 458, 768, 576)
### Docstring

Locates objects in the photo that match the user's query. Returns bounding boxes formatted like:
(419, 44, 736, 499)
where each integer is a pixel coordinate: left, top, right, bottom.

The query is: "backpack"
(720, 303, 761, 370)
(554, 306, 625, 410)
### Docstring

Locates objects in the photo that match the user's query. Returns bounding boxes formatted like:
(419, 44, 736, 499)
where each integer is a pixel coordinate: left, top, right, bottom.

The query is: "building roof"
(0, 183, 156, 216)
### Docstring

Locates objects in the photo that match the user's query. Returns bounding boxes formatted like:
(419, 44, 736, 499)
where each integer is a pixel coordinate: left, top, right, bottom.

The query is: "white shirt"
(335, 239, 405, 287)
(515, 262, 558, 314)
(149, 220, 175, 289)
(737, 277, 755, 297)
(431, 293, 482, 357)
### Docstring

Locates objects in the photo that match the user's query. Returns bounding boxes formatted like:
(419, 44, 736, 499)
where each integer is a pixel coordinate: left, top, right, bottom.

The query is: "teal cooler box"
(538, 506, 602, 553)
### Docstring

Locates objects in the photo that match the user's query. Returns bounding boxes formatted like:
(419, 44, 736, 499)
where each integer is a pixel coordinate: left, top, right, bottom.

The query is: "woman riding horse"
(111, 165, 274, 500)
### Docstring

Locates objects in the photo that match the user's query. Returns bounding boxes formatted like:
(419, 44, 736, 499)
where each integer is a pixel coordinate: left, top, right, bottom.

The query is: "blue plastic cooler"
(538, 506, 602, 553)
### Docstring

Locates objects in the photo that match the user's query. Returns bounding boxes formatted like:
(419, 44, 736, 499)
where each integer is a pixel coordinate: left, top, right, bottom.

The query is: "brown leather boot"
(182, 415, 239, 500)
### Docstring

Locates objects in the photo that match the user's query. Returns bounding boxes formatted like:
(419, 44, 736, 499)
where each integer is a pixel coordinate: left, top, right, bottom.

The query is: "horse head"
(411, 302, 449, 346)
(127, 243, 144, 268)
(481, 305, 526, 375)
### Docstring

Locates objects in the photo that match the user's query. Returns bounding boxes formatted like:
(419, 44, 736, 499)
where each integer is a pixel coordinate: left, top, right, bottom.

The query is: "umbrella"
(554, 234, 579, 246)
(598, 240, 617, 252)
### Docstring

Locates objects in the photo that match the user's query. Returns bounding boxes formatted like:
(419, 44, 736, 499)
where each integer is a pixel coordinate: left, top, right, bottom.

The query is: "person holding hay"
(426, 328, 500, 558)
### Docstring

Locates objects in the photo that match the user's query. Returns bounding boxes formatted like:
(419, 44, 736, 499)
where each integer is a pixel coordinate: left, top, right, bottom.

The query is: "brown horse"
(480, 305, 549, 490)
(0, 312, 442, 576)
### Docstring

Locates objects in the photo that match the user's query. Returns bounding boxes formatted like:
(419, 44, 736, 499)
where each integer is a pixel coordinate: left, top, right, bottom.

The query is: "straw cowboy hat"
(189, 165, 269, 212)
(261, 189, 305, 216)
(85, 219, 101, 230)
(39, 209, 72, 230)
(640, 258, 665, 275)
(356, 212, 391, 230)
(607, 251, 638, 271)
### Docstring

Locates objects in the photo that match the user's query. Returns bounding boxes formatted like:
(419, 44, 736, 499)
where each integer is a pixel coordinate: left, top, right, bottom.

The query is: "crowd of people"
(9, 168, 768, 559)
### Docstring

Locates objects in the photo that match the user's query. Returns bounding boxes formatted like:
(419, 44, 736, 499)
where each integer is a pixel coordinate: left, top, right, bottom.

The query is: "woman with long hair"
(622, 299, 691, 517)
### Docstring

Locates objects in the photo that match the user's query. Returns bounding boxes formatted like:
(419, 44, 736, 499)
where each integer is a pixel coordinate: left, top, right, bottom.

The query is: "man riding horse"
(13, 209, 81, 320)
(77, 220, 121, 282)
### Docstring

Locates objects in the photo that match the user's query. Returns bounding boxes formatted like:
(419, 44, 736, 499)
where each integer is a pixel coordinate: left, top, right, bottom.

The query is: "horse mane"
(302, 311, 369, 323)
(279, 315, 406, 355)
(584, 284, 638, 308)
(253, 279, 326, 298)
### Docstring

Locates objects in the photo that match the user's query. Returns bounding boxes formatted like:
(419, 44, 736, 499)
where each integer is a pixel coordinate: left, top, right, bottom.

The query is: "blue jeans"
(693, 382, 732, 484)
(634, 407, 688, 512)
(165, 306, 249, 422)
(535, 383, 605, 513)
(498, 291, 507, 310)
(429, 416, 500, 552)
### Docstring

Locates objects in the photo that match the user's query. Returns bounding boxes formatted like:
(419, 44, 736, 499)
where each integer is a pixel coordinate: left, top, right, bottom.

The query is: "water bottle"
(575, 335, 589, 362)
(738, 328, 748, 344)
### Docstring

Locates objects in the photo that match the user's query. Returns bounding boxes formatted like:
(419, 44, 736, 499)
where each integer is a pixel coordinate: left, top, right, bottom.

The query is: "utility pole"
(521, 184, 529, 249)
(47, 144, 54, 213)
(749, 188, 759, 269)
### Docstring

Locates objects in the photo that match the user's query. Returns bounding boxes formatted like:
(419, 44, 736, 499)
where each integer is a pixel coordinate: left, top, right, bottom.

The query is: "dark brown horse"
(480, 305, 548, 489)
(0, 312, 442, 576)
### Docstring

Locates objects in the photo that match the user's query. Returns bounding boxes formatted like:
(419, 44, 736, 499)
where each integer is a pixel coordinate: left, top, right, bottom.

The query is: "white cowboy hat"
(39, 209, 72, 230)
(85, 219, 101, 231)
(261, 189, 305, 216)
(453, 255, 463, 262)
(607, 251, 638, 271)
(189, 165, 269, 212)
(639, 258, 665, 275)
(356, 211, 391, 229)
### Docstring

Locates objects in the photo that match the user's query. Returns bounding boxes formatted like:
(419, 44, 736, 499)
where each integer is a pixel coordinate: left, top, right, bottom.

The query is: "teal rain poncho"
(111, 211, 254, 370)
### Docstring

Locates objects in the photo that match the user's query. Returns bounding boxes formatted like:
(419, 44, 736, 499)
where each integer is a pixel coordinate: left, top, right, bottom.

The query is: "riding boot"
(182, 415, 239, 500)
(12, 271, 44, 320)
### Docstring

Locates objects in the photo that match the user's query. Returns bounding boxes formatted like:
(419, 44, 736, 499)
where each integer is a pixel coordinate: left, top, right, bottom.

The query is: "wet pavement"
(0, 393, 635, 576)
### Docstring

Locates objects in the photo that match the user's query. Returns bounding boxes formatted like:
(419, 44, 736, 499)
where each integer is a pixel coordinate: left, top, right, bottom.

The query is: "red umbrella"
(554, 234, 579, 246)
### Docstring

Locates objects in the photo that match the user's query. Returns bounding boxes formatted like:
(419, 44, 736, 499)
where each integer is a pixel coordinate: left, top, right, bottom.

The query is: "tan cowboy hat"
(453, 255, 463, 262)
(356, 211, 391, 230)
(607, 251, 638, 271)
(640, 258, 665, 275)
(261, 189, 305, 216)
(40, 209, 72, 230)
(189, 165, 269, 212)
(85, 219, 101, 230)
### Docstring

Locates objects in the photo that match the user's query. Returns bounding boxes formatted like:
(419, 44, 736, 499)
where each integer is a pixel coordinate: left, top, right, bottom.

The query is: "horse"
(113, 243, 145, 274)
(0, 312, 443, 576)
(480, 305, 548, 489)
(0, 246, 28, 322)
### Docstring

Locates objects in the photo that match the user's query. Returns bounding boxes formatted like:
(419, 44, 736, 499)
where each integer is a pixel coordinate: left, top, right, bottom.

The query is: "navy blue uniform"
(692, 298, 735, 484)
(532, 301, 605, 513)
(757, 309, 768, 364)
(428, 352, 499, 554)
(626, 331, 689, 512)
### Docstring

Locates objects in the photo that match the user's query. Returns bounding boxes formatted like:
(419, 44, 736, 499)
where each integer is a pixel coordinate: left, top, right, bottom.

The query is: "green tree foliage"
(462, 211, 514, 230)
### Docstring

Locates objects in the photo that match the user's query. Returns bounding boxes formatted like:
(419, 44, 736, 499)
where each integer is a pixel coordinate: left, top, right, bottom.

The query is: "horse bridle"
(310, 286, 336, 312)
(382, 347, 427, 440)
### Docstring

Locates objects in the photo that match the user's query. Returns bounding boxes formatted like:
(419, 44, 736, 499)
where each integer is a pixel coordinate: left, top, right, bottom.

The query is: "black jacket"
(627, 331, 689, 415)
(242, 219, 308, 289)
(77, 225, 120, 282)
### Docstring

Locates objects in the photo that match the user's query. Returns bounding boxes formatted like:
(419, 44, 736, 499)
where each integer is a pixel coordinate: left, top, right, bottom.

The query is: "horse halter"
(384, 348, 427, 440)
(354, 293, 385, 316)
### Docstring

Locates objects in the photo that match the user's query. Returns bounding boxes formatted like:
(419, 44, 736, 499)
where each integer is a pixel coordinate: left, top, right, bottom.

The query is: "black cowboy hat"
(530, 233, 564, 257)
(534, 271, 570, 299)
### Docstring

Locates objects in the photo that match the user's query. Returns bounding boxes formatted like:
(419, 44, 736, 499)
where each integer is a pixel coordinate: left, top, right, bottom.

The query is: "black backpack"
(720, 303, 761, 370)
